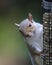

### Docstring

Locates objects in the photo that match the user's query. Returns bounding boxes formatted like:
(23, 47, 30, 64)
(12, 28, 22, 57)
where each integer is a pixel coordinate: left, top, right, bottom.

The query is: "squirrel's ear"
(15, 23, 20, 28)
(28, 13, 33, 21)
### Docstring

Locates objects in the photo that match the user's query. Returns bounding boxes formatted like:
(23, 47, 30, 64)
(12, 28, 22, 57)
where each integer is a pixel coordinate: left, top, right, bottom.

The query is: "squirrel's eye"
(29, 24, 31, 27)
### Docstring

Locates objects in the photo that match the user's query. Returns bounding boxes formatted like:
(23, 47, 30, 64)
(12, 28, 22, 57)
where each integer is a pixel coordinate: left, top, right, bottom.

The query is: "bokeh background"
(0, 0, 42, 65)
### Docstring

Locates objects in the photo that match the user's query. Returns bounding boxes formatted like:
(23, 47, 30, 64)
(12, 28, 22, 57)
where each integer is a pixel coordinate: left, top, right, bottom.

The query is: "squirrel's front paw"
(40, 53, 45, 59)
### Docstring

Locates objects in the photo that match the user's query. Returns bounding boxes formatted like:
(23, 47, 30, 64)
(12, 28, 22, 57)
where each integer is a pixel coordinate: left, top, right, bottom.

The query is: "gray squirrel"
(15, 13, 43, 65)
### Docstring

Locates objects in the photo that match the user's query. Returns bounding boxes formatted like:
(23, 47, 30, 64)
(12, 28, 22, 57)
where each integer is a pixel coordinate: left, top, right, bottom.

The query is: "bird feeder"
(42, 0, 52, 65)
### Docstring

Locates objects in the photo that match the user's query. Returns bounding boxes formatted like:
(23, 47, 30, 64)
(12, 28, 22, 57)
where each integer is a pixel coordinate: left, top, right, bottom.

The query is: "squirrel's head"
(15, 13, 36, 37)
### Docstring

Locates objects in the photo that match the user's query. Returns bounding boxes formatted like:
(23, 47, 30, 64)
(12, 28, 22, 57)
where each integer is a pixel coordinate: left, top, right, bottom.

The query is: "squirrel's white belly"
(26, 32, 43, 52)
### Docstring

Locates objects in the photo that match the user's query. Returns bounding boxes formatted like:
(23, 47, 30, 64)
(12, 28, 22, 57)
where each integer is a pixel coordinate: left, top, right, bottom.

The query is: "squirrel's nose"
(15, 23, 20, 27)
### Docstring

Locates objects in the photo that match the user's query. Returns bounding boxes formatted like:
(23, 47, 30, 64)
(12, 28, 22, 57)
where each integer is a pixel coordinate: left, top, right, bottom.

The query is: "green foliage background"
(0, 0, 42, 65)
